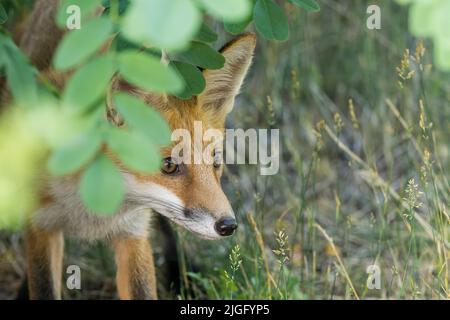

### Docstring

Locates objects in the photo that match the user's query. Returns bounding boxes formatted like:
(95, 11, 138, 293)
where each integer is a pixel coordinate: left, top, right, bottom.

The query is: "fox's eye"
(161, 157, 179, 175)
(213, 151, 222, 169)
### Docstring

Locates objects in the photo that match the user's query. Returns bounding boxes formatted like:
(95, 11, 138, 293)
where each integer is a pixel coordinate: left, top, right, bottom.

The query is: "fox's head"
(121, 33, 256, 240)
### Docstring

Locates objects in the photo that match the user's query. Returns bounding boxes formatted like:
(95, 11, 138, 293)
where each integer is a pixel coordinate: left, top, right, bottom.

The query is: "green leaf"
(197, 0, 252, 23)
(254, 0, 289, 41)
(107, 128, 161, 174)
(1, 36, 38, 106)
(62, 55, 116, 111)
(171, 61, 206, 99)
(194, 23, 218, 43)
(4, 57, 37, 107)
(409, 2, 432, 38)
(434, 35, 450, 71)
(407, 0, 450, 71)
(122, 0, 201, 51)
(53, 17, 113, 70)
(114, 34, 141, 52)
(56, 0, 102, 27)
(289, 0, 320, 12)
(224, 17, 252, 35)
(409, 1, 441, 38)
(0, 46, 4, 67)
(0, 4, 7, 24)
(118, 50, 183, 93)
(102, 0, 130, 14)
(80, 154, 124, 215)
(48, 131, 102, 175)
(113, 93, 172, 145)
(179, 42, 225, 69)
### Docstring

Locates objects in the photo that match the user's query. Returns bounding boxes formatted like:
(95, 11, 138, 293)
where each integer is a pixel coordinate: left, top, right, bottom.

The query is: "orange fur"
(25, 225, 64, 300)
(114, 237, 157, 300)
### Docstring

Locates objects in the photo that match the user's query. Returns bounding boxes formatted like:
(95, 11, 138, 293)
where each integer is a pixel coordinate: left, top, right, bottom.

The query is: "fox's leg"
(113, 237, 157, 300)
(25, 225, 64, 299)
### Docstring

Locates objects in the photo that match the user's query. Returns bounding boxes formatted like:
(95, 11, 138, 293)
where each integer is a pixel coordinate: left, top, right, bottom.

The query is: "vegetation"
(0, 0, 449, 299)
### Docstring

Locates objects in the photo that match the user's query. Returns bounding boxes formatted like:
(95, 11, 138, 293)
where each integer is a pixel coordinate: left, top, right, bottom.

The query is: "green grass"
(176, 0, 449, 300)
(0, 0, 449, 299)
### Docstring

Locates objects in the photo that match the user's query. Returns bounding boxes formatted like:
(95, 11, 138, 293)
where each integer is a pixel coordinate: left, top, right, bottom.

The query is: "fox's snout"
(186, 207, 237, 237)
(214, 217, 238, 236)
(123, 173, 237, 240)
(180, 206, 237, 239)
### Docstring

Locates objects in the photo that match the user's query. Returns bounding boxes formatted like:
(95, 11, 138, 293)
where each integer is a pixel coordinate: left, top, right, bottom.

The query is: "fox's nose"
(215, 218, 237, 236)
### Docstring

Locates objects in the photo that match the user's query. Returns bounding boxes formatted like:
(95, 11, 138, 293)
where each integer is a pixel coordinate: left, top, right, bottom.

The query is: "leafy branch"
(0, 0, 319, 223)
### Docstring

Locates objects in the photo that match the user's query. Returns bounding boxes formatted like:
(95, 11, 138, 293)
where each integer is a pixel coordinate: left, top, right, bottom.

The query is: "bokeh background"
(1, 0, 449, 299)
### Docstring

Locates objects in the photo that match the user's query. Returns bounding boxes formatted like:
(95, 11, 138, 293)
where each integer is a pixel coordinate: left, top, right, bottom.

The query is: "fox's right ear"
(198, 33, 256, 120)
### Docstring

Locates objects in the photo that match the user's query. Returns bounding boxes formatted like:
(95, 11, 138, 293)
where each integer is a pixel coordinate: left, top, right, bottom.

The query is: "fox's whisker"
(135, 198, 195, 221)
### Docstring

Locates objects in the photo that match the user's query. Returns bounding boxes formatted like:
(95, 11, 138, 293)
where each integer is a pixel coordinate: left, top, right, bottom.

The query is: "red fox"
(12, 0, 256, 299)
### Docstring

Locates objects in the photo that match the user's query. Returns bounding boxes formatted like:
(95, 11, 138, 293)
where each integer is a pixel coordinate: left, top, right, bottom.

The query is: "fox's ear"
(199, 33, 256, 118)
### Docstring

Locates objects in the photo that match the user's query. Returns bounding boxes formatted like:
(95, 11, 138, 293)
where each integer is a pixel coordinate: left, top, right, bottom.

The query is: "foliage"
(0, 109, 47, 230)
(0, 0, 319, 221)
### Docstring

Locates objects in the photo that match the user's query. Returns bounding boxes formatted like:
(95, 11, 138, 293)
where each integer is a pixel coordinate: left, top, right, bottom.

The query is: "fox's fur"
(9, 0, 256, 299)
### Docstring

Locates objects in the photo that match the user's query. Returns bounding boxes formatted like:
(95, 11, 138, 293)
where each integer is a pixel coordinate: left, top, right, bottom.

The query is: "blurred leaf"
(62, 55, 116, 111)
(107, 128, 161, 174)
(407, 0, 450, 71)
(102, 0, 130, 14)
(113, 93, 172, 145)
(80, 154, 124, 215)
(198, 0, 252, 23)
(122, 0, 201, 51)
(1, 36, 38, 106)
(0, 4, 7, 24)
(254, 0, 289, 41)
(289, 0, 320, 12)
(224, 17, 252, 35)
(48, 131, 102, 175)
(118, 50, 183, 93)
(171, 61, 206, 99)
(53, 17, 113, 70)
(395, 0, 414, 4)
(0, 46, 4, 66)
(179, 42, 225, 69)
(0, 109, 46, 230)
(114, 34, 140, 52)
(29, 102, 103, 148)
(56, 0, 102, 28)
(409, 0, 437, 38)
(194, 23, 218, 43)
(3, 55, 37, 106)
(434, 36, 450, 71)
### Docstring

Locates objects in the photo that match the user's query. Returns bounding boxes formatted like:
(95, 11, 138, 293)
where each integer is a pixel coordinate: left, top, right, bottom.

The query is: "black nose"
(215, 218, 237, 236)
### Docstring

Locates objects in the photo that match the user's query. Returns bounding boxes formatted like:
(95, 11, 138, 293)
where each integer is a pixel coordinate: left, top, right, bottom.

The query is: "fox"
(6, 0, 256, 299)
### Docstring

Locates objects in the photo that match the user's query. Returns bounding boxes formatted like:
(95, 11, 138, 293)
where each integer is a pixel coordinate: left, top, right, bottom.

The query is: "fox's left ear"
(198, 33, 256, 119)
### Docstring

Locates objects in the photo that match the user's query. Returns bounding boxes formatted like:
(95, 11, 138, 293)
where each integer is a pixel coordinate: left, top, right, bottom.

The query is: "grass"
(0, 0, 449, 299)
(177, 0, 449, 300)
